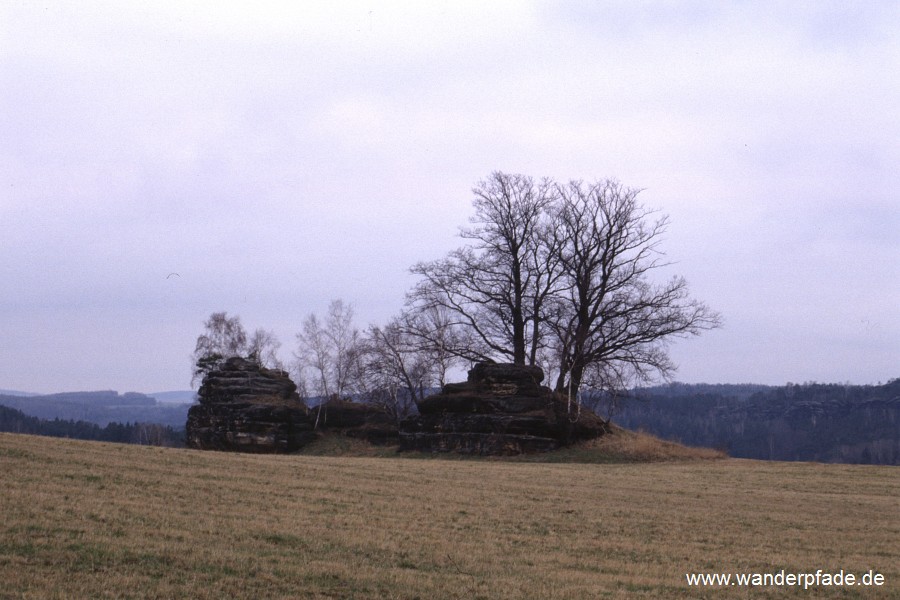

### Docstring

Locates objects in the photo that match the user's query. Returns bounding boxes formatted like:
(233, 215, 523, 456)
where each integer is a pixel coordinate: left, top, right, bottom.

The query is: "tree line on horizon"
(0, 404, 183, 447)
(192, 172, 721, 422)
(615, 379, 900, 465)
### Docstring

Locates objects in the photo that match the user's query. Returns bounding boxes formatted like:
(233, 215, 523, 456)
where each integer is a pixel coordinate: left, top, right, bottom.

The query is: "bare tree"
(548, 180, 722, 399)
(400, 305, 464, 388)
(359, 316, 433, 422)
(191, 312, 249, 385)
(296, 313, 332, 399)
(247, 328, 284, 370)
(289, 363, 311, 406)
(192, 312, 286, 386)
(294, 299, 363, 402)
(327, 299, 363, 398)
(406, 174, 721, 419)
(408, 172, 559, 365)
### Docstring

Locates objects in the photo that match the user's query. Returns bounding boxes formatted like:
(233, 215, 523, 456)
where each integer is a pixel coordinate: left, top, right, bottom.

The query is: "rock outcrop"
(399, 362, 608, 455)
(186, 357, 400, 452)
(186, 358, 605, 455)
(186, 357, 314, 453)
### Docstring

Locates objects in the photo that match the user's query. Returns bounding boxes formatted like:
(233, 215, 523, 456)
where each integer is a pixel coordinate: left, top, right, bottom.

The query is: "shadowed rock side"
(308, 398, 399, 445)
(186, 357, 314, 453)
(400, 362, 609, 455)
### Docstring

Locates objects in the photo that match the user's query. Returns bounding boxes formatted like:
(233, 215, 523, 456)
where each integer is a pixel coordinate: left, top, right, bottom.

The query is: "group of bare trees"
(191, 312, 282, 385)
(408, 172, 721, 402)
(192, 302, 461, 423)
(293, 300, 463, 422)
(192, 171, 720, 419)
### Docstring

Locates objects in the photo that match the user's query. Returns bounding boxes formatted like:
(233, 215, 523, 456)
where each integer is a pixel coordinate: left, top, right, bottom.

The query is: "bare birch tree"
(191, 312, 249, 385)
(400, 305, 463, 388)
(247, 328, 283, 370)
(192, 313, 285, 385)
(294, 299, 363, 401)
(359, 316, 432, 422)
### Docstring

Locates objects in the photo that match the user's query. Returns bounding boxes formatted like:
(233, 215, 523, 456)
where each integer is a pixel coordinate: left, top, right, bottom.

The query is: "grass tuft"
(551, 426, 727, 463)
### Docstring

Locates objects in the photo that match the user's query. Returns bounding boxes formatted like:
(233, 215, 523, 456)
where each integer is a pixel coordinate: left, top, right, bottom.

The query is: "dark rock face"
(310, 398, 399, 445)
(400, 362, 608, 455)
(186, 357, 314, 453)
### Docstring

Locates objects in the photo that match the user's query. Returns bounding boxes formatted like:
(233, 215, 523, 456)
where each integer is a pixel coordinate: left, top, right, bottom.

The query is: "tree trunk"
(512, 259, 526, 365)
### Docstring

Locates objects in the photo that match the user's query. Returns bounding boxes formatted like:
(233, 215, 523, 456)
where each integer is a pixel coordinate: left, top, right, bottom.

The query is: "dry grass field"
(1, 431, 897, 599)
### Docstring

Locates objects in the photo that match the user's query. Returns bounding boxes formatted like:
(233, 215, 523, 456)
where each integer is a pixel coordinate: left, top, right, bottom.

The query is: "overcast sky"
(2, 1, 898, 394)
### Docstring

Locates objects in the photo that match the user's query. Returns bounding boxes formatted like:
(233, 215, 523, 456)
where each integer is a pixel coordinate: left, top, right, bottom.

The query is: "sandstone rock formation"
(187, 357, 605, 455)
(186, 357, 399, 452)
(399, 362, 608, 455)
(186, 357, 314, 453)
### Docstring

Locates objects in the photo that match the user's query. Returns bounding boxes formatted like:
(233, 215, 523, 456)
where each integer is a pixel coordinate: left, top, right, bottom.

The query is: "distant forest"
(0, 391, 189, 428)
(0, 404, 184, 447)
(611, 379, 900, 465)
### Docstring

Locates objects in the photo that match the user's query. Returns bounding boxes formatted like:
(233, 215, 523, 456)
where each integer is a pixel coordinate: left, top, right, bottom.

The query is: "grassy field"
(1, 432, 897, 599)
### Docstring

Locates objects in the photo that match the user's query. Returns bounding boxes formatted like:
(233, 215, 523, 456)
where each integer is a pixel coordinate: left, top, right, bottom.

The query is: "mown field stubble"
(1, 432, 897, 599)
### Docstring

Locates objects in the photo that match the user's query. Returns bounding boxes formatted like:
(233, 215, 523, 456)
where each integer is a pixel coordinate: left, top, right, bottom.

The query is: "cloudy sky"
(2, 1, 898, 394)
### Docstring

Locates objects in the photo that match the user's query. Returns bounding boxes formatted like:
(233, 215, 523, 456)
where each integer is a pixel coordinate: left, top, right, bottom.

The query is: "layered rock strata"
(186, 357, 314, 453)
(399, 362, 607, 455)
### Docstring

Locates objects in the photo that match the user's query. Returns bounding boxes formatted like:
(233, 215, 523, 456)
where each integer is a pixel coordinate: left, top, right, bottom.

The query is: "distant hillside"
(0, 405, 183, 446)
(613, 379, 900, 465)
(149, 390, 197, 404)
(0, 391, 191, 428)
(0, 389, 36, 397)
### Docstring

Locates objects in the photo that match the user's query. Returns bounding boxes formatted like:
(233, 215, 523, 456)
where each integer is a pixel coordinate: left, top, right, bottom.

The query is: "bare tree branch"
(407, 171, 559, 366)
(548, 179, 722, 397)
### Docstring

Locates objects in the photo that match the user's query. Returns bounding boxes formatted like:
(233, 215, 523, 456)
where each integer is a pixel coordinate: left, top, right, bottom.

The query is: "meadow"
(1, 432, 897, 598)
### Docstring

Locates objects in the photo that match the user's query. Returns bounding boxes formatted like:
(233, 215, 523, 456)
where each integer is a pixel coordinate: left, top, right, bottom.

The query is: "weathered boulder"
(186, 357, 314, 453)
(400, 362, 608, 455)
